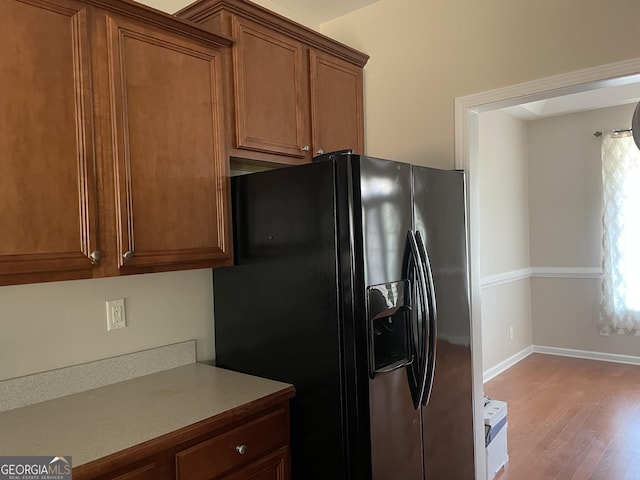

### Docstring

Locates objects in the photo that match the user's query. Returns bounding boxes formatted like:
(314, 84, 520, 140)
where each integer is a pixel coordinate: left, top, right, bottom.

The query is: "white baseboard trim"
(532, 345, 640, 365)
(483, 346, 533, 383)
(483, 345, 640, 383)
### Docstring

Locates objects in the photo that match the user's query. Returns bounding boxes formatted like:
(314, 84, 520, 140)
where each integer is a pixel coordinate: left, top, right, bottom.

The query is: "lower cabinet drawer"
(175, 408, 288, 480)
(220, 447, 289, 480)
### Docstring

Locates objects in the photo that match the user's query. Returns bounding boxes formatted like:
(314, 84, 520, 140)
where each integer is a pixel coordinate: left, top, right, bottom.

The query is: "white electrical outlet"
(106, 299, 127, 331)
(508, 326, 514, 341)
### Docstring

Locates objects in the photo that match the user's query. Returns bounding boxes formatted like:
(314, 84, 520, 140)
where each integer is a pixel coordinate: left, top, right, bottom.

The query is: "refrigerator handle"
(408, 230, 430, 409)
(416, 230, 438, 406)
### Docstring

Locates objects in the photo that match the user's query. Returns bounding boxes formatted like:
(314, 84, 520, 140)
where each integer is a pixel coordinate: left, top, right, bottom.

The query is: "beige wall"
(531, 278, 640, 355)
(0, 270, 214, 381)
(139, 0, 320, 29)
(481, 281, 532, 369)
(478, 110, 532, 372)
(321, 0, 640, 168)
(528, 103, 640, 356)
(528, 104, 635, 266)
(478, 111, 530, 276)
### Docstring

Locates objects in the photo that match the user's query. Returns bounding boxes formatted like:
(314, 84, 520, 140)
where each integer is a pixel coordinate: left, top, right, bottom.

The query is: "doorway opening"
(455, 56, 640, 480)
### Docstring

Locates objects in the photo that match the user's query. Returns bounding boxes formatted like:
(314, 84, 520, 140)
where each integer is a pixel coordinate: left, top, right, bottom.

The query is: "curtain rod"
(593, 128, 632, 137)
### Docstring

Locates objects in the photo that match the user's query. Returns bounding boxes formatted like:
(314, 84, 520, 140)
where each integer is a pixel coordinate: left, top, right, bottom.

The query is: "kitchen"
(3, 0, 640, 479)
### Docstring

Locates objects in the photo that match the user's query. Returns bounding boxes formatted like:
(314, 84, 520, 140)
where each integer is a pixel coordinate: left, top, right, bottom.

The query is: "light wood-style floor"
(484, 353, 640, 480)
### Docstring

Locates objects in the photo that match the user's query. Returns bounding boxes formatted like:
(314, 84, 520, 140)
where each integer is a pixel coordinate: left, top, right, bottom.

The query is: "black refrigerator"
(213, 152, 475, 480)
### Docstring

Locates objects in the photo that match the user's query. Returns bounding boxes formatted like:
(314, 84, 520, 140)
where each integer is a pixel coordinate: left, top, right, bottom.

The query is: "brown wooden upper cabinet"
(0, 0, 99, 282)
(177, 0, 368, 165)
(0, 0, 233, 286)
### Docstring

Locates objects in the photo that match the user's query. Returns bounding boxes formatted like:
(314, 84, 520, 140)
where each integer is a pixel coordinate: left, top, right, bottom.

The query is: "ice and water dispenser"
(367, 279, 413, 376)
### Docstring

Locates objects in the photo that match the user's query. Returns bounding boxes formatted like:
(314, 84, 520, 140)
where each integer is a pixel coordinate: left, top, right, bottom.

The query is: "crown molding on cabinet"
(176, 0, 369, 66)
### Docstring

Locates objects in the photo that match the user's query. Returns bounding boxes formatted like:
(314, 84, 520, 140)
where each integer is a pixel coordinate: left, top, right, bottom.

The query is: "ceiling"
(268, 0, 379, 24)
(502, 81, 640, 121)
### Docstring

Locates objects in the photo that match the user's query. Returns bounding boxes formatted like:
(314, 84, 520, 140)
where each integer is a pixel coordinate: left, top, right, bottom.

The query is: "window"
(600, 131, 640, 336)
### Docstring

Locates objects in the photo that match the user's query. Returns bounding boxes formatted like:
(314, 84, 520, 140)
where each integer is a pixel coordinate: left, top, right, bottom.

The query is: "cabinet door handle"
(123, 250, 134, 261)
(300, 145, 310, 152)
(89, 250, 101, 264)
(315, 149, 324, 155)
(236, 444, 247, 455)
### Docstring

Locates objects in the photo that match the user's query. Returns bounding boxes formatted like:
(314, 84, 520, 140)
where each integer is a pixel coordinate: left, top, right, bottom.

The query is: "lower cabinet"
(73, 403, 291, 480)
(175, 408, 288, 480)
(220, 448, 288, 480)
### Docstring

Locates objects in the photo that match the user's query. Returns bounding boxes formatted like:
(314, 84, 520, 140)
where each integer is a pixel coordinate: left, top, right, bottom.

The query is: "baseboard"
(483, 345, 640, 383)
(532, 345, 640, 365)
(483, 346, 533, 383)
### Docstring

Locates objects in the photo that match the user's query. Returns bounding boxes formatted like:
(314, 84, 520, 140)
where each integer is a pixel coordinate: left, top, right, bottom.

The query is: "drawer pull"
(235, 444, 247, 455)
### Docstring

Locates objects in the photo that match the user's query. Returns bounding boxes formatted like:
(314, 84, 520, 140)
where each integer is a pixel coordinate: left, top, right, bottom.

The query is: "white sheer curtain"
(600, 130, 640, 336)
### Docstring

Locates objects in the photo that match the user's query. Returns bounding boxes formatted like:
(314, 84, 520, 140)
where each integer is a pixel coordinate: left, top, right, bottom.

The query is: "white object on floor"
(484, 398, 508, 480)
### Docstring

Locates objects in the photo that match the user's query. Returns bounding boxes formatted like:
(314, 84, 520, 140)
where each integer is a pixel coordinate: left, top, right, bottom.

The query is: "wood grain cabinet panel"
(220, 447, 289, 480)
(106, 15, 230, 270)
(310, 49, 364, 156)
(232, 17, 305, 159)
(176, 0, 369, 165)
(175, 408, 288, 480)
(0, 0, 99, 281)
(0, 0, 232, 285)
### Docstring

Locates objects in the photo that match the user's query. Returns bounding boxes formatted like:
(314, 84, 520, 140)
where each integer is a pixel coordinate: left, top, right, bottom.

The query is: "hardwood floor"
(483, 353, 640, 480)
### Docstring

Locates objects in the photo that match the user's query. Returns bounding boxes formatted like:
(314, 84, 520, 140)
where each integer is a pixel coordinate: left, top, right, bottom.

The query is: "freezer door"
(412, 167, 475, 479)
(354, 156, 424, 480)
(215, 161, 352, 479)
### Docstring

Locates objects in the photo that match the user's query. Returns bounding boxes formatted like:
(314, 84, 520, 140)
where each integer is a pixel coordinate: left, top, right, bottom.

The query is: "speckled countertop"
(0, 364, 293, 466)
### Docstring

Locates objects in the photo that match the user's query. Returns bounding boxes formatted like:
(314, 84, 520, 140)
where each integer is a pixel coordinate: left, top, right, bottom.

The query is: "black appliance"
(213, 152, 475, 479)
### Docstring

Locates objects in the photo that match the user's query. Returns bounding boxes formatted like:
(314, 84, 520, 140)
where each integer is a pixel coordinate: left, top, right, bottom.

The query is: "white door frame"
(454, 57, 640, 480)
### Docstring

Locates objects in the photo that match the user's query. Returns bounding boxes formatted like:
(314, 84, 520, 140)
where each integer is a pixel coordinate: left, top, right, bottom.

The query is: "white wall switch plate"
(106, 299, 127, 331)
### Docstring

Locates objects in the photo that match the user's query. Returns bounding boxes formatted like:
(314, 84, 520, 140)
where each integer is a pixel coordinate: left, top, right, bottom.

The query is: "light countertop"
(0, 363, 293, 466)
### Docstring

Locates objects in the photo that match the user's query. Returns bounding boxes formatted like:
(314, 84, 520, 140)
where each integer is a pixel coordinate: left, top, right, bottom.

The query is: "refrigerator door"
(214, 160, 357, 479)
(354, 156, 424, 480)
(413, 167, 475, 479)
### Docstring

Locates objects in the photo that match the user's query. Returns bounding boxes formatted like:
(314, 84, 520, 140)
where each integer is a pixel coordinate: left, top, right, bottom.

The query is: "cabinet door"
(220, 447, 289, 480)
(105, 14, 231, 269)
(310, 50, 364, 156)
(231, 17, 306, 159)
(0, 0, 99, 280)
